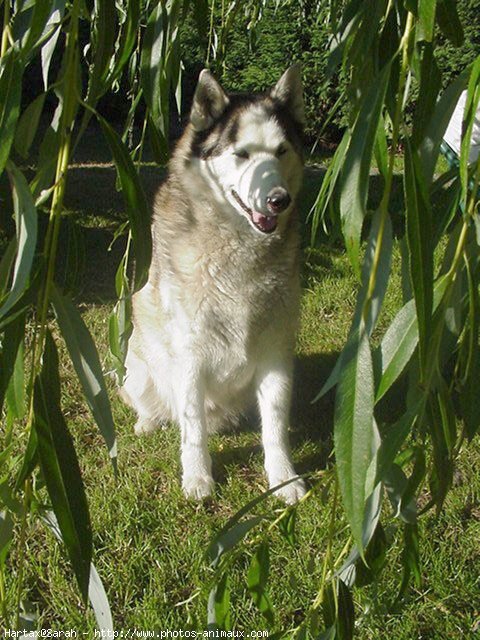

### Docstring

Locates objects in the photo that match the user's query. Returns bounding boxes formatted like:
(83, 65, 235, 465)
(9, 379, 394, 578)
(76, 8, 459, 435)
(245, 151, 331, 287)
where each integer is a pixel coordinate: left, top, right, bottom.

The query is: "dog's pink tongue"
(252, 211, 277, 233)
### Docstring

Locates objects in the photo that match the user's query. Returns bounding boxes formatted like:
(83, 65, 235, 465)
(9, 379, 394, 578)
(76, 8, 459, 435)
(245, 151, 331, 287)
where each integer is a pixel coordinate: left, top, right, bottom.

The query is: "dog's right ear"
(190, 69, 229, 131)
(270, 64, 305, 126)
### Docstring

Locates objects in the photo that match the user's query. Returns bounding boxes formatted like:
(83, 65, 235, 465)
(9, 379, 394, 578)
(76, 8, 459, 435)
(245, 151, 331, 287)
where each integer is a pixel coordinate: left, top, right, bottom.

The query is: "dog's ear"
(270, 64, 305, 125)
(190, 69, 229, 131)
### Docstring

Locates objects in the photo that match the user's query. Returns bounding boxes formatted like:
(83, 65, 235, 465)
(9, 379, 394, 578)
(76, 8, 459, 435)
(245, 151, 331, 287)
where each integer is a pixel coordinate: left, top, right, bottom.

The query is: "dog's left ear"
(270, 64, 305, 125)
(190, 69, 230, 131)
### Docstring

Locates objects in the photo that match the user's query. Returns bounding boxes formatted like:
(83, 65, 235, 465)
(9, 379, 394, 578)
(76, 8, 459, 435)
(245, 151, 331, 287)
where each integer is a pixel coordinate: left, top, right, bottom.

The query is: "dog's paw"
(270, 476, 306, 505)
(134, 418, 158, 436)
(182, 473, 215, 500)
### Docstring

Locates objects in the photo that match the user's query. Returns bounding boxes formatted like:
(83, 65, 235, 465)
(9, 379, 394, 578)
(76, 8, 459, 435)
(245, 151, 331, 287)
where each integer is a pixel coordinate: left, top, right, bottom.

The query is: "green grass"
(3, 160, 480, 637)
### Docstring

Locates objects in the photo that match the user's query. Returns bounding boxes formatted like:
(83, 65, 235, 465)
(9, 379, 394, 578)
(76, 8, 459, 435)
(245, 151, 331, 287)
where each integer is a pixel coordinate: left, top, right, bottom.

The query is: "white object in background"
(443, 90, 480, 164)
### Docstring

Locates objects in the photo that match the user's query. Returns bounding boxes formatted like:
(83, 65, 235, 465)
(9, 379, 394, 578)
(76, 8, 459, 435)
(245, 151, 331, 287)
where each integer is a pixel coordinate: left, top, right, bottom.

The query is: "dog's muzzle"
(231, 189, 286, 234)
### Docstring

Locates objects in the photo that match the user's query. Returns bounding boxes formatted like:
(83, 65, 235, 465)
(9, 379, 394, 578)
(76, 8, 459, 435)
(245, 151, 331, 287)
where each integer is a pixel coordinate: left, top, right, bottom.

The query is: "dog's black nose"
(266, 188, 291, 213)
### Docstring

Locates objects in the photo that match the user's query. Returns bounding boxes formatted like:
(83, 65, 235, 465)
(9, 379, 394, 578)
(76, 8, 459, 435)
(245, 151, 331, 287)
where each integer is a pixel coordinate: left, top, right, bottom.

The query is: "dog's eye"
(276, 146, 288, 157)
(234, 149, 250, 160)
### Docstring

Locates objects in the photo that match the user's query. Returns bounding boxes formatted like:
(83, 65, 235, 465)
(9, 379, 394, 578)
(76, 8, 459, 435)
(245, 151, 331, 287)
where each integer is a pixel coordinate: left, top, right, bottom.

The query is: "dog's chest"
(194, 264, 280, 390)
(168, 237, 297, 378)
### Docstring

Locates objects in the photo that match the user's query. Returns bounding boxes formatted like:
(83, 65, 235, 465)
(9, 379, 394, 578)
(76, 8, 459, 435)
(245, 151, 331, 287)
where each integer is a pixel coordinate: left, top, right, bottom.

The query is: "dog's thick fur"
(120, 66, 306, 503)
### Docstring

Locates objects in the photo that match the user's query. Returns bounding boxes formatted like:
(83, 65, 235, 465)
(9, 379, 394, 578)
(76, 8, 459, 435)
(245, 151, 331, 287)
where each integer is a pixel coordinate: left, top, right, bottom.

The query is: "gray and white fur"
(120, 65, 306, 503)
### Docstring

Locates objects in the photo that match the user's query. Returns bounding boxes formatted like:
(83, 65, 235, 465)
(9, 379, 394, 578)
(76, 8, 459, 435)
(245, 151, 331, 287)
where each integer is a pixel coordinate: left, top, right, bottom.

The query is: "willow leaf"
(404, 140, 433, 369)
(334, 323, 376, 556)
(0, 51, 22, 177)
(51, 284, 117, 469)
(98, 116, 152, 291)
(339, 61, 390, 274)
(0, 163, 38, 322)
(34, 331, 92, 602)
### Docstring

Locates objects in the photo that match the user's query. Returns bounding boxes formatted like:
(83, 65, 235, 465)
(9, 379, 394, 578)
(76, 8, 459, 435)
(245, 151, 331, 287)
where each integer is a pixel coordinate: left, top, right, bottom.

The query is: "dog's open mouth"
(231, 190, 278, 234)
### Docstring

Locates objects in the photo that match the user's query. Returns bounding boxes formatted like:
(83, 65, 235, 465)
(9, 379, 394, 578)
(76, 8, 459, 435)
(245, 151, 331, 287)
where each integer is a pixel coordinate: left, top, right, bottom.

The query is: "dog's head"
(186, 66, 305, 236)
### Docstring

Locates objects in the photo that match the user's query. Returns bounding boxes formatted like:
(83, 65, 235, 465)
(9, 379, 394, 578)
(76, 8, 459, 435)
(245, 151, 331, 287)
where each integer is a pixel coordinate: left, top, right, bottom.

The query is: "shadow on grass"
(291, 351, 337, 472)
(212, 350, 337, 484)
(53, 164, 165, 303)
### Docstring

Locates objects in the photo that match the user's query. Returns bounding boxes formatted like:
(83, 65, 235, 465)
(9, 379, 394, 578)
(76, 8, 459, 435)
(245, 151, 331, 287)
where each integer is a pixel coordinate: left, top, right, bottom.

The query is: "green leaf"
(0, 479, 22, 514)
(51, 284, 117, 469)
(374, 275, 450, 402)
(208, 516, 265, 568)
(397, 522, 421, 601)
(109, 299, 130, 385)
(21, 0, 56, 59)
(278, 507, 297, 547)
(374, 114, 388, 179)
(431, 171, 461, 242)
(355, 522, 387, 587)
(375, 397, 422, 487)
(374, 299, 418, 402)
(30, 99, 62, 199)
(473, 211, 480, 246)
(417, 0, 437, 42)
(42, 511, 114, 632)
(141, 2, 168, 130)
(170, 33, 183, 116)
(98, 116, 152, 291)
(4, 313, 25, 422)
(310, 131, 350, 245)
(14, 93, 46, 159)
(108, 0, 140, 85)
(334, 323, 377, 556)
(336, 479, 382, 587)
(141, 0, 182, 143)
(419, 70, 468, 183)
(109, 246, 133, 385)
(356, 209, 393, 336)
(461, 247, 480, 440)
(207, 573, 231, 629)
(88, 561, 114, 633)
(384, 463, 416, 523)
(315, 209, 392, 400)
(317, 627, 336, 640)
(436, 0, 464, 46)
(247, 543, 275, 625)
(437, 378, 457, 454)
(0, 163, 38, 322)
(339, 63, 391, 274)
(40, 1, 65, 90)
(85, 0, 116, 105)
(460, 56, 480, 208)
(404, 140, 433, 370)
(0, 265, 42, 333)
(412, 42, 441, 148)
(427, 394, 453, 511)
(323, 579, 355, 640)
(400, 446, 427, 518)
(147, 110, 170, 166)
(34, 331, 92, 602)
(15, 426, 38, 491)
(206, 477, 302, 566)
(0, 510, 14, 566)
(0, 51, 23, 177)
(0, 311, 25, 417)
(0, 238, 16, 300)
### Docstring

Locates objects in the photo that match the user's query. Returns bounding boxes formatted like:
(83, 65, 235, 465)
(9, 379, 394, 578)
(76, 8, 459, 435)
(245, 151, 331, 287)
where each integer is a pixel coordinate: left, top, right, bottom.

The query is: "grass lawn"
(2, 140, 480, 637)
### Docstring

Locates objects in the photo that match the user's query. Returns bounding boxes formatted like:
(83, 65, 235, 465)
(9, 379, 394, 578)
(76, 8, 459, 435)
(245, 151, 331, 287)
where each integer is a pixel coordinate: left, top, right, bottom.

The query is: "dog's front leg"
(256, 359, 306, 504)
(173, 367, 214, 500)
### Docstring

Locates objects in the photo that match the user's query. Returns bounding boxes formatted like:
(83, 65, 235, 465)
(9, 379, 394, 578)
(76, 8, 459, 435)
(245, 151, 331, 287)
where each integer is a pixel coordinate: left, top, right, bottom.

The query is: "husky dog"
(120, 65, 306, 504)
